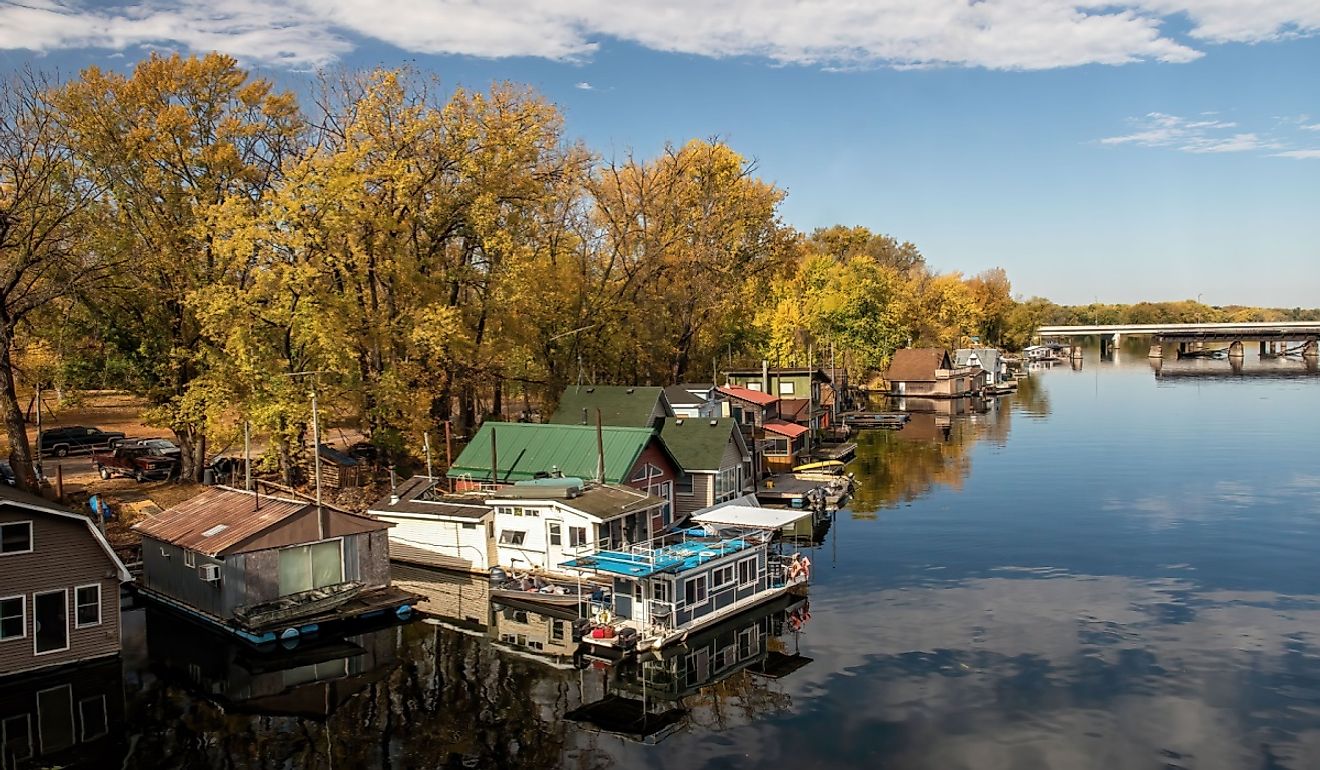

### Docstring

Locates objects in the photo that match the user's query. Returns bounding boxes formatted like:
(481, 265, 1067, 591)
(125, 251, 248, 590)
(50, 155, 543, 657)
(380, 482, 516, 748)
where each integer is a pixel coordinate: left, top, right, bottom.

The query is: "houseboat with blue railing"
(562, 505, 812, 657)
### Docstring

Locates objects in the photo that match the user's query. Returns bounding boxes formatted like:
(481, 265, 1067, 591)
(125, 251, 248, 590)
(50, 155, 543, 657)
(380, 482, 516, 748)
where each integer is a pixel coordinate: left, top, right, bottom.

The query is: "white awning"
(691, 505, 810, 530)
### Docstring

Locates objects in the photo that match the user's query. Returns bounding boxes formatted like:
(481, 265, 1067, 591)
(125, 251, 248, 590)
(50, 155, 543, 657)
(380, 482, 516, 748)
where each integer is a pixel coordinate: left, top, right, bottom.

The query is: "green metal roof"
(549, 386, 669, 428)
(448, 422, 670, 484)
(658, 418, 740, 472)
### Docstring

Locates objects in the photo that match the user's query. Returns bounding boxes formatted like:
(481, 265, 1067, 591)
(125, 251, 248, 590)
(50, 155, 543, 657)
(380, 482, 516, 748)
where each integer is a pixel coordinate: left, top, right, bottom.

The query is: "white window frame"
(184, 549, 196, 568)
(548, 522, 562, 546)
(32, 589, 69, 656)
(498, 530, 526, 545)
(778, 381, 795, 395)
(746, 382, 762, 391)
(0, 520, 33, 556)
(684, 575, 709, 609)
(74, 583, 102, 629)
(712, 564, 735, 590)
(737, 557, 757, 587)
(1, 713, 32, 761)
(0, 593, 26, 642)
(78, 695, 108, 741)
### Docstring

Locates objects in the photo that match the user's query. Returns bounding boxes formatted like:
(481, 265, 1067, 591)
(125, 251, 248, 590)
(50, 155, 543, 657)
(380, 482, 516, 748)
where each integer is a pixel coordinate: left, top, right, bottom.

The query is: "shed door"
(278, 541, 344, 595)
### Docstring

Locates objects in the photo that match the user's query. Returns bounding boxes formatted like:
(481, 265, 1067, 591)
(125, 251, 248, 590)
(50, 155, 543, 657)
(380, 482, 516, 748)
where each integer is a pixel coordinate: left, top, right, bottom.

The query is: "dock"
(839, 411, 910, 429)
(755, 474, 851, 510)
(812, 442, 857, 462)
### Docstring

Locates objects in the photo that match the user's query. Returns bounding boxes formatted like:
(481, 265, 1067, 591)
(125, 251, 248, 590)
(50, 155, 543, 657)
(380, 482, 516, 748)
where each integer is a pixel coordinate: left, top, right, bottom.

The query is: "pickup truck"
(40, 425, 126, 457)
(92, 445, 177, 482)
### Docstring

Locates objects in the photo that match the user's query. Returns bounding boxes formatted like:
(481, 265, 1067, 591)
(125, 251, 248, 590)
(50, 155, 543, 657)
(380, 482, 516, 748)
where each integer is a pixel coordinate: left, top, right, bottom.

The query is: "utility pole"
(423, 430, 434, 480)
(283, 371, 332, 537)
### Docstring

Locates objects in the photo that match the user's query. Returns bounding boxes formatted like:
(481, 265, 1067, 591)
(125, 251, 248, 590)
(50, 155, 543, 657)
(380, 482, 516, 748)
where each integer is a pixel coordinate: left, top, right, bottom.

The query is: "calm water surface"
(77, 347, 1320, 767)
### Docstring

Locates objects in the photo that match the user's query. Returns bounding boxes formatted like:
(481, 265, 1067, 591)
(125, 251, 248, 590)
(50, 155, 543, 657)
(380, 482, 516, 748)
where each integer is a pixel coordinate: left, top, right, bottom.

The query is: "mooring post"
(1148, 343, 1163, 359)
(1229, 340, 1244, 358)
(1304, 339, 1319, 358)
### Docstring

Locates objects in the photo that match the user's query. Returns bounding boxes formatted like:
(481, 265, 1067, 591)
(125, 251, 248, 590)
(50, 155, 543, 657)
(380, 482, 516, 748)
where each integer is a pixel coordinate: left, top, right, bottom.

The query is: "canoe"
(233, 581, 363, 629)
(792, 460, 845, 474)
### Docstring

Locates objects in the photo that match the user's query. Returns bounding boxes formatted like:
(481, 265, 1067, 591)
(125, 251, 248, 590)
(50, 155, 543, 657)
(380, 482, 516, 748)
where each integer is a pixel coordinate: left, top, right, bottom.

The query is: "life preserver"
(595, 608, 613, 625)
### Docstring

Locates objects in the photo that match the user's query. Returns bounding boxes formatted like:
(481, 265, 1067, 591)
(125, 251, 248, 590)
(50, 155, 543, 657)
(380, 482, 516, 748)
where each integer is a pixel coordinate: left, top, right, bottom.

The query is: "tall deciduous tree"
(0, 71, 113, 491)
(52, 52, 303, 480)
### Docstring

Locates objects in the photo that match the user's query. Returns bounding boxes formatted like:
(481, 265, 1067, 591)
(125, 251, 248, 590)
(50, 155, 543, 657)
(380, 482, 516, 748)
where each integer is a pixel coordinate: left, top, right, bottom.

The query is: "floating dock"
(839, 411, 910, 429)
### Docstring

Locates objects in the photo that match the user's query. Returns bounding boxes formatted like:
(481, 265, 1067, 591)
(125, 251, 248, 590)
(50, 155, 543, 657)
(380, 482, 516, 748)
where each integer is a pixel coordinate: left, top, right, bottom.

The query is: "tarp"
(691, 504, 810, 530)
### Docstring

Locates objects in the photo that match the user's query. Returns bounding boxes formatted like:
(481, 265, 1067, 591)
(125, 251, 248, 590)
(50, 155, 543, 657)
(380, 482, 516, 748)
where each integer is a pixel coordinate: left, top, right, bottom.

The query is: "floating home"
(884, 348, 986, 398)
(658, 417, 753, 521)
(563, 505, 812, 657)
(133, 486, 419, 645)
(955, 348, 1016, 394)
(0, 485, 131, 678)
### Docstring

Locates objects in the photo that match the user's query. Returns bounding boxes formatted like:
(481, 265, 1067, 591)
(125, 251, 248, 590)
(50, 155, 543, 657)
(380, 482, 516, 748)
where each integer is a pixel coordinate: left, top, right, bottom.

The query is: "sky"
(1, 1, 1318, 307)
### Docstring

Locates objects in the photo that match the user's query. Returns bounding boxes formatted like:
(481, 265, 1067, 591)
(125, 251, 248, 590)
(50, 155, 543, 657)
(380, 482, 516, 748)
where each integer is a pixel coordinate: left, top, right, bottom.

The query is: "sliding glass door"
(277, 540, 344, 595)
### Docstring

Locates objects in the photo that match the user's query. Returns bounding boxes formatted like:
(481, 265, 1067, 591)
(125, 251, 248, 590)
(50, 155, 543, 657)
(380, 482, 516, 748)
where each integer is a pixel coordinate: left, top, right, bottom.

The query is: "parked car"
(39, 425, 126, 457)
(123, 437, 182, 459)
(0, 460, 14, 486)
(91, 444, 177, 482)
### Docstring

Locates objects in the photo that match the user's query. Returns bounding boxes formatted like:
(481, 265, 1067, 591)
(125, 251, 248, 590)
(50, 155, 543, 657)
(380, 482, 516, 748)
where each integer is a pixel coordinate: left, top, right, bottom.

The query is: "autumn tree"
(0, 71, 115, 491)
(52, 52, 304, 480)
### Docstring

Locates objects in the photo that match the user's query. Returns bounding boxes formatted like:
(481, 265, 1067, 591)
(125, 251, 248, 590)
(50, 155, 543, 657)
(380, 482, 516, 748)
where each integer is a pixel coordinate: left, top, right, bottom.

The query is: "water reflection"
(0, 658, 125, 768)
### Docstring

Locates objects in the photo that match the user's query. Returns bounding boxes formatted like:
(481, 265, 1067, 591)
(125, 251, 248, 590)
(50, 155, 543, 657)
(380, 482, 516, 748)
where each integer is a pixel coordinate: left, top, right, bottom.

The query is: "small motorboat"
(792, 460, 846, 476)
(232, 581, 363, 629)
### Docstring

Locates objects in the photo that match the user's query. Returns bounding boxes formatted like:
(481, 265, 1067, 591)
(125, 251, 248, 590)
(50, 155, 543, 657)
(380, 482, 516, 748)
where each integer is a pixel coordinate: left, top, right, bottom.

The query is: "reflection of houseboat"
(488, 603, 582, 668)
(1023, 344, 1063, 362)
(565, 592, 813, 744)
(133, 486, 420, 646)
(144, 606, 400, 719)
(564, 506, 811, 657)
(0, 657, 125, 768)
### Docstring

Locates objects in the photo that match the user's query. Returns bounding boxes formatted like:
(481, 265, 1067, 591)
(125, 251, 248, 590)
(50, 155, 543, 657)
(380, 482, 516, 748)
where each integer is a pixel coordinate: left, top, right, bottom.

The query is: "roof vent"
(626, 388, 635, 394)
(389, 493, 400, 505)
(581, 407, 588, 425)
(710, 419, 718, 426)
(201, 524, 229, 537)
(586, 387, 595, 393)
(675, 418, 684, 425)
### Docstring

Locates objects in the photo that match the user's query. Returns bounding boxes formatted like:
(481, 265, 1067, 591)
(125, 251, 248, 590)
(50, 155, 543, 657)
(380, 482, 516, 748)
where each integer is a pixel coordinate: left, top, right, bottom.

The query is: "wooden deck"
(838, 411, 910, 429)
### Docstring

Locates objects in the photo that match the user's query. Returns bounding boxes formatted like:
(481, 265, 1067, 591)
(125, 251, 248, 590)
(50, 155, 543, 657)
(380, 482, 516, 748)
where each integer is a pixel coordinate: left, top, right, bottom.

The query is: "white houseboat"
(562, 505, 812, 657)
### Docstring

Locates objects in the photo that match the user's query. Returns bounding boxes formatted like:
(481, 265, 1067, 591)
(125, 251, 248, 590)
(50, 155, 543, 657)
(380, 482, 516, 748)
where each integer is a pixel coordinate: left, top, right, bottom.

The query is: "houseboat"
(955, 347, 1017, 395)
(133, 486, 420, 646)
(562, 505, 812, 657)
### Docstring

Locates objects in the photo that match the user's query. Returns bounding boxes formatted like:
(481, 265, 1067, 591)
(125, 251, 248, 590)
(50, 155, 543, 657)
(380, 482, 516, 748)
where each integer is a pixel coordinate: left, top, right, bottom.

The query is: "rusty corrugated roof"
(132, 486, 313, 557)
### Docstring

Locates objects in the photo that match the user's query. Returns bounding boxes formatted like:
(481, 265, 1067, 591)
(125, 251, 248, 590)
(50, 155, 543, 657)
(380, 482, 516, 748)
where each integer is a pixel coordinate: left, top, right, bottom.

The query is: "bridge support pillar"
(1305, 339, 1318, 359)
(1229, 341, 1244, 358)
(1231, 355, 1244, 375)
(1148, 343, 1162, 359)
(1259, 341, 1267, 356)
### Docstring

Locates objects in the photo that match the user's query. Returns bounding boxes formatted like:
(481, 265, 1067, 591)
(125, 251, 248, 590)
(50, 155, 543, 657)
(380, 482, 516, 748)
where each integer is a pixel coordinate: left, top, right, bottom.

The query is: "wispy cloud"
(0, 0, 1317, 71)
(1095, 112, 1320, 158)
(573, 81, 594, 91)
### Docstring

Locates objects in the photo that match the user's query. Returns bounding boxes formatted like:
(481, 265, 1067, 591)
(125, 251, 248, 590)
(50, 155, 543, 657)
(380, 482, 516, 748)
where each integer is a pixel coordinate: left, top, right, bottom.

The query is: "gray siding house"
(658, 418, 752, 521)
(0, 486, 130, 678)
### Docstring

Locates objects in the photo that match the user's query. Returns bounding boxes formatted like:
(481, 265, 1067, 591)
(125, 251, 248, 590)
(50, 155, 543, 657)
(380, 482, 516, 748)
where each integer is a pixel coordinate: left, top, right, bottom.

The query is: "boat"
(232, 581, 364, 630)
(489, 572, 610, 617)
(562, 505, 813, 657)
(792, 460, 846, 475)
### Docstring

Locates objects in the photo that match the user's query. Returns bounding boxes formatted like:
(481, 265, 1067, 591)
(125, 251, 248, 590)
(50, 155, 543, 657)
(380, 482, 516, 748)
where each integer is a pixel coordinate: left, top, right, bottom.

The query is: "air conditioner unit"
(198, 564, 221, 582)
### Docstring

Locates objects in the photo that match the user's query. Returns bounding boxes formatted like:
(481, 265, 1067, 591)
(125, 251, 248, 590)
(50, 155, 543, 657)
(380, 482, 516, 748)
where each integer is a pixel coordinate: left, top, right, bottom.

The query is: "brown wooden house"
(884, 348, 985, 398)
(134, 486, 417, 644)
(0, 486, 131, 679)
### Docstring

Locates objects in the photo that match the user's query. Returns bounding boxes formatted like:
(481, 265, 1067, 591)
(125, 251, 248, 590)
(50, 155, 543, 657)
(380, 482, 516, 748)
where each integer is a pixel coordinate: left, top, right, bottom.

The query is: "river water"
(34, 344, 1320, 768)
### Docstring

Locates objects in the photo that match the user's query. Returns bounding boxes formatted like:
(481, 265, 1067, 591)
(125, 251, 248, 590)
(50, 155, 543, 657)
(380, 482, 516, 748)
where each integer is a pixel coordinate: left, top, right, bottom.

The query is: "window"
(765, 438, 789, 456)
(712, 564, 735, 589)
(778, 381, 795, 395)
(569, 527, 587, 548)
(462, 522, 477, 530)
(36, 684, 74, 752)
(277, 540, 343, 595)
(184, 549, 196, 568)
(684, 575, 708, 607)
(746, 382, 762, 391)
(676, 475, 694, 496)
(499, 530, 526, 545)
(548, 522, 562, 546)
(0, 595, 24, 640)
(74, 585, 101, 628)
(79, 696, 108, 741)
(0, 521, 32, 555)
(1, 714, 31, 762)
(652, 581, 671, 603)
(552, 620, 565, 641)
(513, 610, 529, 623)
(738, 557, 757, 587)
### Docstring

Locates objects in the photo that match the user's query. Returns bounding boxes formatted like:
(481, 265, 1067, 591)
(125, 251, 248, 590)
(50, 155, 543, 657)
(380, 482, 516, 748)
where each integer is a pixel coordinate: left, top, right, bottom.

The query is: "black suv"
(39, 426, 126, 457)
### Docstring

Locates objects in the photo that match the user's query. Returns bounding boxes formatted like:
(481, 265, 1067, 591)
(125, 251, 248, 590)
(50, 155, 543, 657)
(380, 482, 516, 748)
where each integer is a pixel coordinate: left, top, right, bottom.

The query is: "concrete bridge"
(1036, 322, 1320, 359)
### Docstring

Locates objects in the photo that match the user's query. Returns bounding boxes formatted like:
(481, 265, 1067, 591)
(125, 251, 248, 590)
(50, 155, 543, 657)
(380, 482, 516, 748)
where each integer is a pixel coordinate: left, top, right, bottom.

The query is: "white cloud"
(1274, 149, 1320, 159)
(573, 81, 594, 91)
(1301, 124, 1320, 132)
(0, 0, 1315, 71)
(1100, 112, 1285, 155)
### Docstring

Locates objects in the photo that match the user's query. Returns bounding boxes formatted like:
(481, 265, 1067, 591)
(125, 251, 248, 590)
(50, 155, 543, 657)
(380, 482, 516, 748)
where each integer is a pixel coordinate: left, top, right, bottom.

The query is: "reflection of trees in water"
(849, 398, 1015, 515)
(128, 623, 589, 770)
(1010, 374, 1050, 419)
(683, 669, 793, 732)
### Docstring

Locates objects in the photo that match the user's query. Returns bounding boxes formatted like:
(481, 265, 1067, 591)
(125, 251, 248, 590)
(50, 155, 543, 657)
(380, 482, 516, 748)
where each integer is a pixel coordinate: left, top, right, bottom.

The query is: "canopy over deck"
(691, 505, 811, 530)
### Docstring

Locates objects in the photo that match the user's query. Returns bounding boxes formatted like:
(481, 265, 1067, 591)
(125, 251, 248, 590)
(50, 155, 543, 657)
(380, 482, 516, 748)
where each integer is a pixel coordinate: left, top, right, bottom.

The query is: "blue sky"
(2, 1, 1318, 307)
